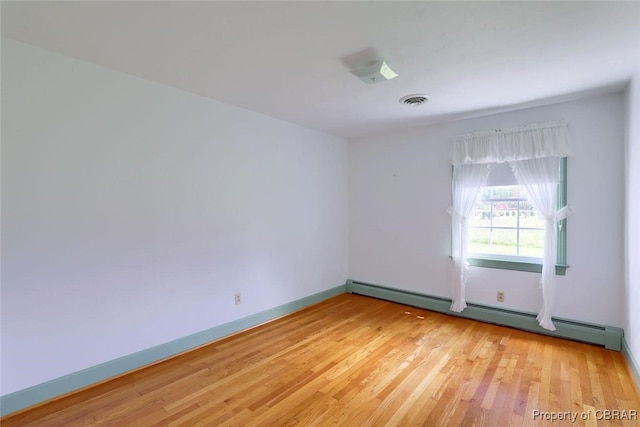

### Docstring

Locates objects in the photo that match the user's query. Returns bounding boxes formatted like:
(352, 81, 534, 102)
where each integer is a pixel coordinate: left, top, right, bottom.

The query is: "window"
(447, 120, 571, 328)
(466, 158, 568, 275)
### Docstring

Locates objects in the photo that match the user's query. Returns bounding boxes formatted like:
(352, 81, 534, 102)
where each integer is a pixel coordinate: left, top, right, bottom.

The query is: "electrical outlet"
(496, 291, 505, 302)
(235, 293, 241, 305)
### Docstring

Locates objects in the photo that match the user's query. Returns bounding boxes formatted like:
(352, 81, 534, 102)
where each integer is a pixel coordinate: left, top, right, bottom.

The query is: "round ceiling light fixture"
(399, 94, 430, 107)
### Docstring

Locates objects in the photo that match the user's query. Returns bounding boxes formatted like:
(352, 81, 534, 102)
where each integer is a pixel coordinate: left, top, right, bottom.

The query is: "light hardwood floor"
(3, 293, 639, 426)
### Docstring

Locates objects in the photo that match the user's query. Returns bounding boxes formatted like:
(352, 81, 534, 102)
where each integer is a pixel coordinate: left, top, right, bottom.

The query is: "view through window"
(468, 185, 545, 259)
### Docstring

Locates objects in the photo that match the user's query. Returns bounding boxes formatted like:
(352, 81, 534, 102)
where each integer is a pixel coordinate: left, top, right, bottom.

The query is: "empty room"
(2, 1, 640, 426)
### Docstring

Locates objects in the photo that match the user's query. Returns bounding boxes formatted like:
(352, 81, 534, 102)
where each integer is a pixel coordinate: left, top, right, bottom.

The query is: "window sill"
(467, 256, 569, 275)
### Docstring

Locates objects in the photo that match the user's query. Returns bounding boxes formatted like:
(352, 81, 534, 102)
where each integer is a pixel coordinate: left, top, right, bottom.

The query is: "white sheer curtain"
(448, 120, 572, 328)
(510, 157, 572, 330)
(447, 163, 490, 312)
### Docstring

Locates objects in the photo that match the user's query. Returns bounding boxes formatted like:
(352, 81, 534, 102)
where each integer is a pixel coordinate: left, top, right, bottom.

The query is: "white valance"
(450, 120, 572, 166)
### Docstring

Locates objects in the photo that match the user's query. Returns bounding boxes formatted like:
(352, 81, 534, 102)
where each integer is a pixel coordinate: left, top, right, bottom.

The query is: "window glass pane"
(469, 201, 491, 227)
(490, 228, 518, 256)
(520, 207, 545, 228)
(492, 206, 518, 227)
(487, 185, 519, 198)
(468, 228, 490, 254)
(519, 229, 544, 258)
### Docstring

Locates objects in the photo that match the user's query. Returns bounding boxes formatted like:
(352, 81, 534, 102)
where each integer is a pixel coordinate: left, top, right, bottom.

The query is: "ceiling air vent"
(399, 94, 430, 107)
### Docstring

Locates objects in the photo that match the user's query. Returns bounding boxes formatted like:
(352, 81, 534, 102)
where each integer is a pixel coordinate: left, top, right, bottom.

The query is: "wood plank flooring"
(3, 293, 639, 426)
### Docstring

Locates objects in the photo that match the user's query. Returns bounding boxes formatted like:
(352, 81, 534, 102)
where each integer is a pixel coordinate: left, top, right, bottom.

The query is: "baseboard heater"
(346, 280, 623, 351)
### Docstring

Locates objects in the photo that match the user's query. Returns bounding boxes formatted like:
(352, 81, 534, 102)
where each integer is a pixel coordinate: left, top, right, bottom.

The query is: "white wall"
(350, 92, 626, 327)
(625, 70, 640, 365)
(0, 39, 349, 396)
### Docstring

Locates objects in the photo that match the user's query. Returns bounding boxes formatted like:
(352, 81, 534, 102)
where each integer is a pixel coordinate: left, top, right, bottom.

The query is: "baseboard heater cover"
(346, 279, 623, 351)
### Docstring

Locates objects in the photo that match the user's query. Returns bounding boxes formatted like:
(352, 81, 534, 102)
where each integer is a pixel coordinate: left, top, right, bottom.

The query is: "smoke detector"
(350, 60, 399, 84)
(399, 94, 430, 106)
